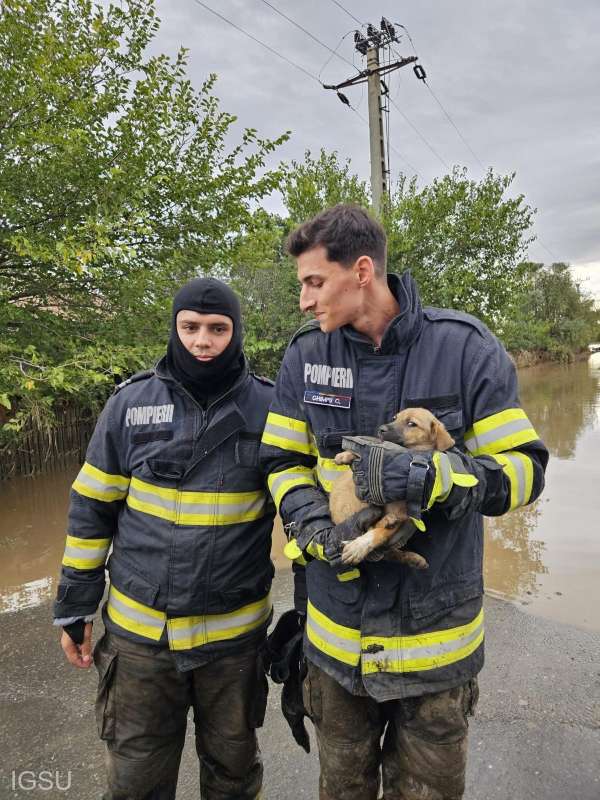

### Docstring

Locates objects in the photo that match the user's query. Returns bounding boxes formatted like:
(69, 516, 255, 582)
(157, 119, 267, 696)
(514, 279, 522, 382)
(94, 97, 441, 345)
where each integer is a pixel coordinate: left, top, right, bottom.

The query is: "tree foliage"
(0, 0, 288, 435)
(1, 0, 596, 451)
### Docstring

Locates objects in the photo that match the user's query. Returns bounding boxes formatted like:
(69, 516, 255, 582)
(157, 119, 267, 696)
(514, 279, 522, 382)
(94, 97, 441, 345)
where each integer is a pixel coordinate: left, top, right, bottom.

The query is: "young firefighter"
(54, 277, 275, 800)
(260, 205, 548, 800)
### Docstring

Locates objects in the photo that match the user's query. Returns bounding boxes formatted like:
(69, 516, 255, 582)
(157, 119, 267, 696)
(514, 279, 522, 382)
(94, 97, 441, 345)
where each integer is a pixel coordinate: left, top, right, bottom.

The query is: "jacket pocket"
(405, 394, 464, 437)
(107, 553, 160, 608)
(408, 574, 483, 627)
(235, 432, 261, 468)
(315, 430, 354, 458)
(93, 634, 118, 741)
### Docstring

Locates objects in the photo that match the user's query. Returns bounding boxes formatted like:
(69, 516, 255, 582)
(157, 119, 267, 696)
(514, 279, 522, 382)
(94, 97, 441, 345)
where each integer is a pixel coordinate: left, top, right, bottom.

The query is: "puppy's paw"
(341, 531, 375, 564)
(334, 451, 357, 465)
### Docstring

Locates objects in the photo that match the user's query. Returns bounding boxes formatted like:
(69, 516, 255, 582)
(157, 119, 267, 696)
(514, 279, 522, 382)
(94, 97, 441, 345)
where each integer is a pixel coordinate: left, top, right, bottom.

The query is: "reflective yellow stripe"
(126, 477, 267, 525)
(267, 466, 317, 510)
(62, 534, 111, 569)
(167, 594, 272, 650)
(337, 568, 360, 582)
(306, 600, 361, 667)
(316, 456, 350, 493)
(72, 462, 130, 503)
(306, 601, 483, 674)
(464, 408, 539, 456)
(491, 451, 534, 509)
(305, 540, 326, 561)
(107, 585, 166, 641)
(107, 586, 271, 649)
(261, 412, 317, 456)
(361, 608, 484, 674)
(427, 451, 478, 510)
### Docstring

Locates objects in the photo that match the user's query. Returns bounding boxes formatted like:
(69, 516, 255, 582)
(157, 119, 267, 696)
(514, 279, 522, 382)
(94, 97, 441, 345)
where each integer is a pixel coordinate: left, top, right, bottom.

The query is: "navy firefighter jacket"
(54, 357, 275, 663)
(259, 271, 548, 701)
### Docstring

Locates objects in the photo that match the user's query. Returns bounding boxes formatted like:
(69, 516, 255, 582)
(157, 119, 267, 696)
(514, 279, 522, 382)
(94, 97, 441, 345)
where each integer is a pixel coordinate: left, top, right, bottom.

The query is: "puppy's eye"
(406, 420, 417, 428)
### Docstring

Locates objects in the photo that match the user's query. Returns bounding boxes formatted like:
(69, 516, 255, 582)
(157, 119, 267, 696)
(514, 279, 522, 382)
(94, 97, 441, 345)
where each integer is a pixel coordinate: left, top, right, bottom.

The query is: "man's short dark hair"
(286, 203, 387, 275)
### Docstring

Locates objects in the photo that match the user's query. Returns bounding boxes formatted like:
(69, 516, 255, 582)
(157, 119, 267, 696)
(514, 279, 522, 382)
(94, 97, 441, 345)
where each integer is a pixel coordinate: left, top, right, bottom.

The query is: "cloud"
(151, 0, 600, 269)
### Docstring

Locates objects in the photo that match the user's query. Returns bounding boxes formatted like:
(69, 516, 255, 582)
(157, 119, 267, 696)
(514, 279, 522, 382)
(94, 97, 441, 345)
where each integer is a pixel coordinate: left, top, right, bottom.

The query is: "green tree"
(500, 262, 600, 358)
(0, 0, 288, 436)
(384, 168, 534, 324)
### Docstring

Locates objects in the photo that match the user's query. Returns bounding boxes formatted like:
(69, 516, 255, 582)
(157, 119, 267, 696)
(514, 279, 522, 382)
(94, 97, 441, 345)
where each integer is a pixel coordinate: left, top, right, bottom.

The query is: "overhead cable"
(190, 0, 321, 84)
(388, 95, 450, 170)
(256, 0, 357, 71)
(327, 0, 363, 27)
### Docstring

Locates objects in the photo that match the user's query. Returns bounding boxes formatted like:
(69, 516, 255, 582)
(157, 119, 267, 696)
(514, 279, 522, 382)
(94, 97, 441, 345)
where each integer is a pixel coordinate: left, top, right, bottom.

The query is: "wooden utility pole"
(366, 45, 387, 214)
(322, 19, 417, 216)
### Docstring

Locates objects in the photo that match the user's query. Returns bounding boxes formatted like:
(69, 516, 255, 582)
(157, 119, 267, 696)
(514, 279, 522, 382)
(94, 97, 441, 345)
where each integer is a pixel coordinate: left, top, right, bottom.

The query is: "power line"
(317, 30, 355, 82)
(255, 0, 357, 71)
(190, 0, 321, 85)
(392, 30, 485, 171)
(327, 0, 363, 27)
(388, 95, 450, 171)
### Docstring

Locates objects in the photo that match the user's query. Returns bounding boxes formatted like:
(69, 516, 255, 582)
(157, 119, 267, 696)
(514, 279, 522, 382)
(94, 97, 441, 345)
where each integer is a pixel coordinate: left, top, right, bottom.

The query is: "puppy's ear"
(431, 419, 455, 452)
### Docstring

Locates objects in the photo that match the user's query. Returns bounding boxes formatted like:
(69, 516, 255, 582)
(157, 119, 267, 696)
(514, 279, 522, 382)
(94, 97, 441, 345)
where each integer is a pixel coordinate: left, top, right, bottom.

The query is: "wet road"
(2, 357, 599, 630)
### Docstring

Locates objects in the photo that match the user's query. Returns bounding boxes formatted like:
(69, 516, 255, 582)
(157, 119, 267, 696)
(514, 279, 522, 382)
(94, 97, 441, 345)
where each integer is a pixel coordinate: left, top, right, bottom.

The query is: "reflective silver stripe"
(503, 453, 526, 507)
(168, 604, 271, 642)
(108, 592, 165, 630)
(127, 482, 174, 512)
(361, 618, 484, 669)
(269, 469, 314, 497)
(74, 471, 127, 496)
(63, 544, 109, 561)
(306, 608, 361, 658)
(263, 421, 310, 445)
(178, 497, 265, 515)
(437, 453, 452, 497)
(316, 463, 347, 484)
(465, 417, 533, 452)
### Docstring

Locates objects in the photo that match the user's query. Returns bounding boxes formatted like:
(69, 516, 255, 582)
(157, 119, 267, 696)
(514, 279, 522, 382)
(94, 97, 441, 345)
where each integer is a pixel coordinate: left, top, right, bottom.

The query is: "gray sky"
(151, 0, 600, 298)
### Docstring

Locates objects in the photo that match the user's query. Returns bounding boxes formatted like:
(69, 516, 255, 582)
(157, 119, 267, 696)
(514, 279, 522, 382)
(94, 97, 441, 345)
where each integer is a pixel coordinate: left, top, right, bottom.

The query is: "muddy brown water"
(1, 357, 599, 630)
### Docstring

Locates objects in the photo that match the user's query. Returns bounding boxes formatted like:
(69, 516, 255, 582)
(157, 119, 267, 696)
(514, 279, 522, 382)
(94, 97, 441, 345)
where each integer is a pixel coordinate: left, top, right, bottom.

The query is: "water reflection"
(517, 358, 600, 459)
(484, 501, 547, 598)
(0, 466, 76, 614)
(485, 358, 600, 630)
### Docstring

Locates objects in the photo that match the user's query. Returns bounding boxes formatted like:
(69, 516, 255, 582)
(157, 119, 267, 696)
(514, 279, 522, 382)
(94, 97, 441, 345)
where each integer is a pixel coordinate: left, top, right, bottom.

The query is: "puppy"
(329, 408, 455, 567)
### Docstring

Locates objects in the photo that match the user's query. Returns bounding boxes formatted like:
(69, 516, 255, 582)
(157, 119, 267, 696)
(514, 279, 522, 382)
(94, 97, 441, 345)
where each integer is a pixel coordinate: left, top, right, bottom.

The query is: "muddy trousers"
(93, 631, 267, 800)
(303, 661, 479, 800)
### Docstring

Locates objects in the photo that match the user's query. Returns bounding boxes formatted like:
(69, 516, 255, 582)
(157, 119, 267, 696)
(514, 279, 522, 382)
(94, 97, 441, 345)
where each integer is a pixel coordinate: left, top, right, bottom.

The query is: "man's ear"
(431, 420, 455, 452)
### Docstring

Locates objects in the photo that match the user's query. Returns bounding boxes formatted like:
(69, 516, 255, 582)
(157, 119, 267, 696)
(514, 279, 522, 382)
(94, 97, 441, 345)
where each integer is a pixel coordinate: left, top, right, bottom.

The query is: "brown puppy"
(329, 408, 455, 567)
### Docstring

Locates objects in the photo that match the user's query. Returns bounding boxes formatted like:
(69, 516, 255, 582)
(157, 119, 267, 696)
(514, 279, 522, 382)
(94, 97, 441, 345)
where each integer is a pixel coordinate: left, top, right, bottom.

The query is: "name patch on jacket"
(125, 404, 174, 427)
(304, 363, 354, 389)
(304, 390, 352, 409)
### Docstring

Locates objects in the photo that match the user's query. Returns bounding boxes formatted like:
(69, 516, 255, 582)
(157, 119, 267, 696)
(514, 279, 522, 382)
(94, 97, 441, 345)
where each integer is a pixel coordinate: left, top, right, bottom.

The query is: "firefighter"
(54, 277, 274, 800)
(260, 204, 548, 800)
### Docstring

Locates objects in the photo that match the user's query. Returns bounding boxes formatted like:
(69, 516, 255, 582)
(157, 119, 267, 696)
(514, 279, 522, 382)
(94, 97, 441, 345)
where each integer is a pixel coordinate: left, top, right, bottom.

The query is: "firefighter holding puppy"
(260, 204, 548, 800)
(54, 277, 275, 800)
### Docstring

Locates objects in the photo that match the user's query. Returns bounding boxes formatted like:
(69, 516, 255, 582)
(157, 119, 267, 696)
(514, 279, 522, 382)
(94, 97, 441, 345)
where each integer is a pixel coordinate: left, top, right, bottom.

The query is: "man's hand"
(61, 622, 93, 669)
(292, 505, 383, 566)
(342, 435, 480, 520)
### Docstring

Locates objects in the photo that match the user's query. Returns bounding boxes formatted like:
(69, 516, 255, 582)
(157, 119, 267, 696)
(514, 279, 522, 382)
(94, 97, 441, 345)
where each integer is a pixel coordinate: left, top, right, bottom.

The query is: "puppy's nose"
(378, 424, 390, 437)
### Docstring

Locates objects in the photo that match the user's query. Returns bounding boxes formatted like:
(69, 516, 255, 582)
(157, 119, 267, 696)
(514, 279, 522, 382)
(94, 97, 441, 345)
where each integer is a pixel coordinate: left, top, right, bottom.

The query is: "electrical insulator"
(381, 17, 396, 40)
(413, 64, 427, 82)
(336, 91, 350, 106)
(367, 24, 381, 47)
(354, 31, 369, 55)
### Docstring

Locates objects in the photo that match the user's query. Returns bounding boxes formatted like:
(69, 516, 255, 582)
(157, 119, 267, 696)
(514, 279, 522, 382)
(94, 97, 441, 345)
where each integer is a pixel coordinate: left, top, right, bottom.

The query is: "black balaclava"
(166, 277, 245, 406)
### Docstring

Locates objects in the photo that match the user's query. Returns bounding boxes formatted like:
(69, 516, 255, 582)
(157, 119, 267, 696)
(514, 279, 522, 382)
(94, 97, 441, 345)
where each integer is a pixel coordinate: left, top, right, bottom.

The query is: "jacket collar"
(342, 270, 423, 354)
(154, 353, 251, 404)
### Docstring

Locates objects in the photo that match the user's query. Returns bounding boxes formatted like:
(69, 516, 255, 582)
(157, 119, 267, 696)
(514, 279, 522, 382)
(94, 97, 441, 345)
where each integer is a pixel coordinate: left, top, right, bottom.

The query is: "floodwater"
(1, 357, 599, 630)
